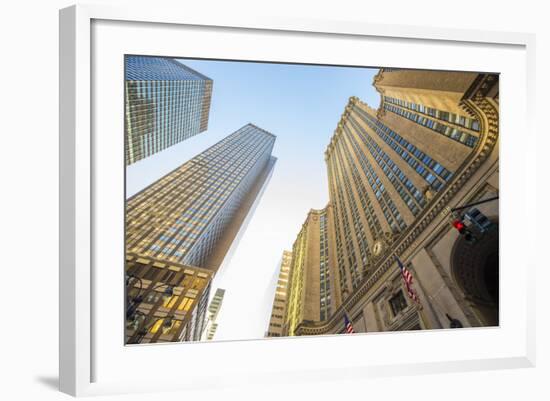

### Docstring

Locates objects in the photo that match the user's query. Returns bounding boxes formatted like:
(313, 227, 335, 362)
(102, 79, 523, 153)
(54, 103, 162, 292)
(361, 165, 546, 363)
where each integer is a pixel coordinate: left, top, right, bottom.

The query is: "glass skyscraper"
(125, 56, 213, 165)
(126, 123, 276, 344)
(126, 123, 277, 272)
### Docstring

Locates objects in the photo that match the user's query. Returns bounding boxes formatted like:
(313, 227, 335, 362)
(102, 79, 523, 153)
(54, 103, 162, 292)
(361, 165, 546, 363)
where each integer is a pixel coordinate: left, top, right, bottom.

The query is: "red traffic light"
(451, 218, 476, 243)
(452, 219, 465, 233)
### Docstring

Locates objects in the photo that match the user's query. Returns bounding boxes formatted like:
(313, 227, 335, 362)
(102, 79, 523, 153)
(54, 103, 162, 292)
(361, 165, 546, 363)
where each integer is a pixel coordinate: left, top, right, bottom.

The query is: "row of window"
(332, 143, 372, 277)
(353, 105, 453, 188)
(343, 127, 407, 234)
(384, 96, 480, 131)
(329, 147, 367, 287)
(383, 103, 478, 147)
(319, 212, 331, 321)
(347, 116, 426, 216)
(326, 164, 351, 294)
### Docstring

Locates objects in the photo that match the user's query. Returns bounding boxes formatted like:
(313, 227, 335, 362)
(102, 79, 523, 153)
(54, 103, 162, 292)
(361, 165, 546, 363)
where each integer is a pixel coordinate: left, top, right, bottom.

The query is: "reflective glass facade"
(125, 56, 213, 165)
(126, 124, 276, 271)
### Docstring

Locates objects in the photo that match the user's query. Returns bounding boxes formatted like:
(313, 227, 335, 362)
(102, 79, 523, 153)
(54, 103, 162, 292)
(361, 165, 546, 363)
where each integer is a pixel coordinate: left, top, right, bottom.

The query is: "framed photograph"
(59, 4, 536, 396)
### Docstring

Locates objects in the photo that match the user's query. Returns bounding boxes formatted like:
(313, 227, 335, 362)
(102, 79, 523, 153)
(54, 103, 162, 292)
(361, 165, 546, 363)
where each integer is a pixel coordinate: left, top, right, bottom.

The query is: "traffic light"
(464, 208, 493, 233)
(451, 218, 476, 243)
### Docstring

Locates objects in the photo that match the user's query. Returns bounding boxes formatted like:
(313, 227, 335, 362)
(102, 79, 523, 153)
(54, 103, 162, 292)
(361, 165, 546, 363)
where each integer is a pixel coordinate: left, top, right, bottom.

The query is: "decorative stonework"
(297, 74, 499, 336)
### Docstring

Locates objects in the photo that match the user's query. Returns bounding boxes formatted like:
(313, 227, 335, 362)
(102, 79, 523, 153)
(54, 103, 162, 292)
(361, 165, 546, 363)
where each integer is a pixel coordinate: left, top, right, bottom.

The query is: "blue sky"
(126, 58, 381, 341)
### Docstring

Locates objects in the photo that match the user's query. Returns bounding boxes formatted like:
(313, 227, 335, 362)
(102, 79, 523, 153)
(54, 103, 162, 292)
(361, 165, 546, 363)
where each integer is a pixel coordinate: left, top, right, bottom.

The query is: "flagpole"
(395, 256, 463, 330)
(341, 289, 356, 331)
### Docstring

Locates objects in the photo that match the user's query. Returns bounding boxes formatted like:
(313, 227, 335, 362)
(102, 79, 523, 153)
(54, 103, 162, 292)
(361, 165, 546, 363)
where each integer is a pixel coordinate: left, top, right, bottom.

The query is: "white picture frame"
(59, 4, 536, 397)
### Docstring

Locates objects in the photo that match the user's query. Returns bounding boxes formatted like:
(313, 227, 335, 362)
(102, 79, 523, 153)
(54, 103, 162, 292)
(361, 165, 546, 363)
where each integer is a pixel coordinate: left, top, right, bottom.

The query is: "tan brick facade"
(280, 69, 499, 336)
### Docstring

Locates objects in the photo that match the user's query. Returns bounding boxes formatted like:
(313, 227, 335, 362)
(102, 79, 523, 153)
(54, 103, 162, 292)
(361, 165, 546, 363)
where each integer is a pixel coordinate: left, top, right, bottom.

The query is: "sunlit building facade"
(125, 252, 213, 344)
(126, 123, 277, 272)
(126, 123, 276, 343)
(125, 56, 213, 165)
(324, 88, 477, 300)
(282, 69, 499, 336)
(283, 207, 340, 336)
(266, 251, 293, 337)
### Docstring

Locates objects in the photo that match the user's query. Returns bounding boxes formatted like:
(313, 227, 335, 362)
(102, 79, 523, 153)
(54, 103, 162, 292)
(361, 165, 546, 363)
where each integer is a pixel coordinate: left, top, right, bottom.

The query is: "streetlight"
(125, 274, 175, 321)
(445, 313, 463, 329)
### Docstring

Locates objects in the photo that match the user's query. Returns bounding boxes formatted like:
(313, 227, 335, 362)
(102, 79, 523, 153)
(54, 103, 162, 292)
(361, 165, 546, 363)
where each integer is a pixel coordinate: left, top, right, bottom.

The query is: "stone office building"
(284, 69, 499, 336)
(266, 251, 293, 337)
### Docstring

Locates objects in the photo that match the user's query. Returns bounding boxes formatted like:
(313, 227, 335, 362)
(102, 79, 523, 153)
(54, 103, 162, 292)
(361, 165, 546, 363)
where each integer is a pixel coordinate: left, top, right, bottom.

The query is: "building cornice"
(324, 96, 361, 160)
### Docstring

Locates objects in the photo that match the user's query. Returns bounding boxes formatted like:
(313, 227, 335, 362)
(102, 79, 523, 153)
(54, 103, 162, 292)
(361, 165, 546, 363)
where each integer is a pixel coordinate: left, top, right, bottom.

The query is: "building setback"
(283, 207, 341, 336)
(266, 251, 293, 337)
(126, 123, 276, 343)
(280, 69, 499, 336)
(125, 56, 213, 165)
(202, 288, 226, 341)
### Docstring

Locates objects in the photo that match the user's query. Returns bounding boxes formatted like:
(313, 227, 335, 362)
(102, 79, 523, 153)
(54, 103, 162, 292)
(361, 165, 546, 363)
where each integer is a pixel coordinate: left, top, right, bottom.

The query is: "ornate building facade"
(281, 69, 499, 336)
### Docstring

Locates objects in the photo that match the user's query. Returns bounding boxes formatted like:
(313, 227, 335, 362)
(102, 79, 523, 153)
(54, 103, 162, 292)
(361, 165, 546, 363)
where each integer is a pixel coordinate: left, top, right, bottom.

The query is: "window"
(178, 297, 193, 311)
(149, 319, 164, 334)
(163, 295, 178, 308)
(389, 291, 408, 316)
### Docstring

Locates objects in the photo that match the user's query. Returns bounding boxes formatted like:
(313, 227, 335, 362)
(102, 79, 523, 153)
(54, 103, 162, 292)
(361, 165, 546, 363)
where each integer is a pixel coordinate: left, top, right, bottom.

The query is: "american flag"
(395, 256, 420, 304)
(344, 314, 355, 334)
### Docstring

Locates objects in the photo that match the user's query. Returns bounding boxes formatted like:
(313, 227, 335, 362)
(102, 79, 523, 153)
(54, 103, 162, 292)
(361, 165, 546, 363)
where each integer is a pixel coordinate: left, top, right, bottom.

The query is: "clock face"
(372, 240, 383, 256)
